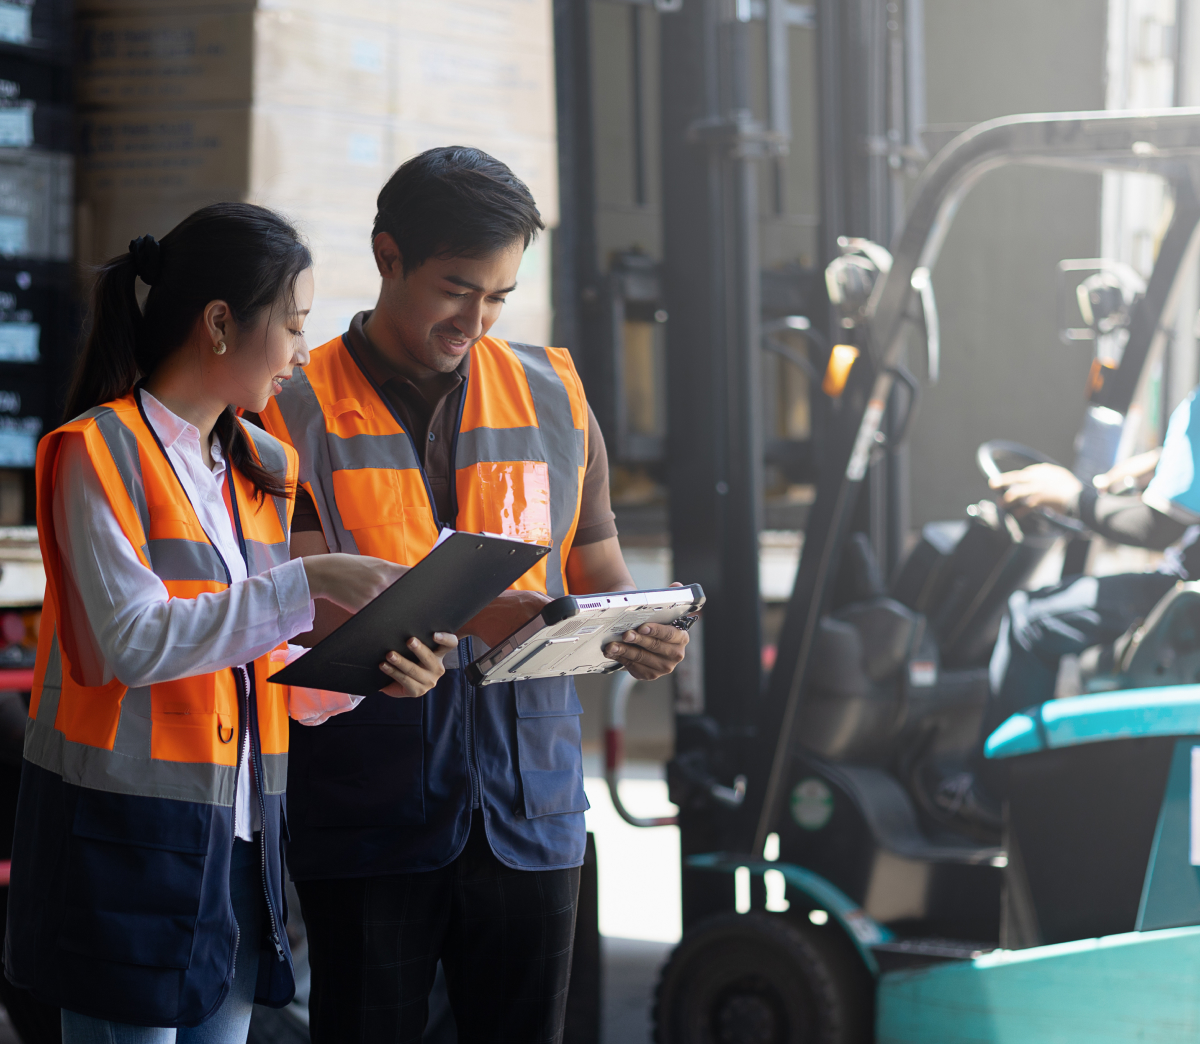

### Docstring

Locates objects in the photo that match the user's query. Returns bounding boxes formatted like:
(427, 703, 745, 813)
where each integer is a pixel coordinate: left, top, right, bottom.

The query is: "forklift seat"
(800, 597, 918, 763)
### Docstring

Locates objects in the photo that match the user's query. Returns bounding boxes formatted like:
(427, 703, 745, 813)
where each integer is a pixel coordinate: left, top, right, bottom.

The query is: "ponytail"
(63, 253, 143, 424)
(63, 202, 312, 502)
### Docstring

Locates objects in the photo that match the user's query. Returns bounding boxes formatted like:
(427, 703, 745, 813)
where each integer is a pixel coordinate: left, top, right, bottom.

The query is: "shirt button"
(428, 432, 436, 442)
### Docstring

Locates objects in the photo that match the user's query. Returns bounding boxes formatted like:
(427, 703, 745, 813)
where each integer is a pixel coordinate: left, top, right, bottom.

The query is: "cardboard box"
(395, 0, 552, 51)
(248, 104, 391, 203)
(76, 8, 254, 108)
(80, 193, 235, 265)
(75, 0, 253, 14)
(253, 9, 391, 116)
(78, 107, 250, 201)
(391, 31, 555, 142)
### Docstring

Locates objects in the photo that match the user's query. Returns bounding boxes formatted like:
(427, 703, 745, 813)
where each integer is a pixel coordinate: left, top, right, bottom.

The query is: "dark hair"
(372, 146, 545, 275)
(66, 202, 312, 501)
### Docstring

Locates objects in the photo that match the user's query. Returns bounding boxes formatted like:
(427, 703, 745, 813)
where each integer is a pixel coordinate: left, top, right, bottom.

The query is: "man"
(937, 388, 1200, 831)
(258, 146, 688, 1042)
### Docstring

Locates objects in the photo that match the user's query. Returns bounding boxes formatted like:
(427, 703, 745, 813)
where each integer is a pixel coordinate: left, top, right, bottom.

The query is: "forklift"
(598, 107, 1200, 1042)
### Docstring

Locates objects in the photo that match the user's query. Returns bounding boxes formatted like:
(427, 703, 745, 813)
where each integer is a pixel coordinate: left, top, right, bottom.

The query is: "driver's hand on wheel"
(989, 463, 1083, 516)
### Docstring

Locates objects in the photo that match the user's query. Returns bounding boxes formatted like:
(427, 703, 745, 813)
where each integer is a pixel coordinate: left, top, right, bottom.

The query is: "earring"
(213, 341, 227, 355)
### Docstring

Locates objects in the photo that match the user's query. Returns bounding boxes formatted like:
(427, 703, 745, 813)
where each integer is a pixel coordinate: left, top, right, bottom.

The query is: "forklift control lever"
(708, 774, 748, 808)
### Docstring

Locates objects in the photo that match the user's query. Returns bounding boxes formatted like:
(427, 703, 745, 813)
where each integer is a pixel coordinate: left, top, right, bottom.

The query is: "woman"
(3, 202, 456, 1041)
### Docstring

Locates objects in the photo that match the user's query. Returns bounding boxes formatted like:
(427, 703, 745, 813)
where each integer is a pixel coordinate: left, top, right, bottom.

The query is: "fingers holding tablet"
(605, 621, 689, 682)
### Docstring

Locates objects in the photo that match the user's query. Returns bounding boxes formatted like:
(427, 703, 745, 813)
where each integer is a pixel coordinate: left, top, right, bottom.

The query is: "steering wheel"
(976, 440, 1087, 535)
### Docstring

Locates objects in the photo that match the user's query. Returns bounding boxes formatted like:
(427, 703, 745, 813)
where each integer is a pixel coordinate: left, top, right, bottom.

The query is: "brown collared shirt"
(280, 311, 617, 545)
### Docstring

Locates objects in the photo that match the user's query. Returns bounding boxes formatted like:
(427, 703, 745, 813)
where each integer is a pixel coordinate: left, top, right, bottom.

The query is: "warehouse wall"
(908, 0, 1108, 526)
(75, 0, 558, 349)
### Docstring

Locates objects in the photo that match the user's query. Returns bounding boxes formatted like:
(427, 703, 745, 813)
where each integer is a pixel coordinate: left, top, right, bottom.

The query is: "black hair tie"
(129, 234, 162, 286)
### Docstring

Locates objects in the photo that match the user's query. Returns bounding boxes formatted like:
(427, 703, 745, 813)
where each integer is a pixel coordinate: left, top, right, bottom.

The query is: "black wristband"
(1076, 485, 1099, 529)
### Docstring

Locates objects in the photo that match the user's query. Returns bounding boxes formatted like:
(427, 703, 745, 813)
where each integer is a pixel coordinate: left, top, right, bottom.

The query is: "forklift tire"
(653, 911, 870, 1044)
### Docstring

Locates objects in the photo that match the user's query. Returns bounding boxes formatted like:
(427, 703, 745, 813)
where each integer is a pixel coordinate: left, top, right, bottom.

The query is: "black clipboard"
(269, 532, 550, 695)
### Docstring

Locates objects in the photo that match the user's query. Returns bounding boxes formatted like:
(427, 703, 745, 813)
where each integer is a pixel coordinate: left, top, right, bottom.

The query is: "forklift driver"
(937, 388, 1200, 832)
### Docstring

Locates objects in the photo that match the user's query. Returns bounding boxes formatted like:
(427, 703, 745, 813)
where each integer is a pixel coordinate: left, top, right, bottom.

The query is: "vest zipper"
(233, 666, 248, 838)
(461, 642, 481, 810)
(137, 388, 285, 966)
(229, 665, 245, 988)
(241, 664, 287, 962)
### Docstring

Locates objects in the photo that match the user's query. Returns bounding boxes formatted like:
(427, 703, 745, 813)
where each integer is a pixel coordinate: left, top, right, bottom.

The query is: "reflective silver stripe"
(328, 431, 421, 472)
(456, 425, 547, 466)
(272, 365, 359, 554)
(111, 683, 152, 759)
(260, 752, 287, 796)
(509, 344, 584, 598)
(34, 632, 63, 726)
(148, 538, 229, 583)
(240, 419, 291, 540)
(24, 716, 237, 805)
(91, 407, 151, 559)
(24, 634, 236, 804)
(245, 538, 290, 575)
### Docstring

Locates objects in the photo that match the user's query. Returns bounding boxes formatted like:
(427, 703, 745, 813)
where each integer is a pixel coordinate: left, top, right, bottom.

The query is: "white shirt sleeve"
(271, 645, 364, 725)
(52, 432, 317, 688)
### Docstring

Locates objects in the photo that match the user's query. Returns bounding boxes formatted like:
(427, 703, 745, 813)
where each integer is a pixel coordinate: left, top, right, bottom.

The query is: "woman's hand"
(379, 632, 459, 698)
(302, 554, 408, 613)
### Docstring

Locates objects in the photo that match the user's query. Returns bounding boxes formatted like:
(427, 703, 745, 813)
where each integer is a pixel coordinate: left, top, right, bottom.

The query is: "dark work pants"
(977, 570, 1176, 769)
(296, 812, 581, 1044)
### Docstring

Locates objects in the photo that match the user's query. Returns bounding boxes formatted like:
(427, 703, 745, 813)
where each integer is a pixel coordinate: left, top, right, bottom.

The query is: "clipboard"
(269, 531, 549, 695)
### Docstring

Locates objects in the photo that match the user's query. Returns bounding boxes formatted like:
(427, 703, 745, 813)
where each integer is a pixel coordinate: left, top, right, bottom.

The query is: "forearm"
(1077, 487, 1190, 551)
(565, 536, 636, 594)
(101, 562, 313, 687)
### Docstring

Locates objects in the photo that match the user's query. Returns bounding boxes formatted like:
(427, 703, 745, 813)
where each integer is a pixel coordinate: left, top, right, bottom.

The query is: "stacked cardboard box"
(76, 0, 559, 345)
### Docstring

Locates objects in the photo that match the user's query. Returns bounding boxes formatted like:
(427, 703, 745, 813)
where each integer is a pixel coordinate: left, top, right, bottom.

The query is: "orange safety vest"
(259, 333, 588, 596)
(25, 394, 297, 804)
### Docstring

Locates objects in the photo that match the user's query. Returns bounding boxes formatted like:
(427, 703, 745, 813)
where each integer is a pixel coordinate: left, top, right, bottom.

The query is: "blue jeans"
(61, 838, 266, 1044)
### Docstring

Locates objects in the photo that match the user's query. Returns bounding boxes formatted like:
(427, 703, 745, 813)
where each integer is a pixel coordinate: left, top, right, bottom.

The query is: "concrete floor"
(602, 937, 672, 1044)
(0, 943, 673, 1044)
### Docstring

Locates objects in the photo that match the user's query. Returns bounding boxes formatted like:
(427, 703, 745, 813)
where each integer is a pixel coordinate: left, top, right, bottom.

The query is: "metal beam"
(551, 0, 613, 438)
(661, 0, 767, 926)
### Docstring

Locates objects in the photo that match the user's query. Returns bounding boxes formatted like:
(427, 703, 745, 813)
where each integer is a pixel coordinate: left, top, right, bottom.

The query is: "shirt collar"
(138, 388, 226, 473)
(346, 310, 471, 397)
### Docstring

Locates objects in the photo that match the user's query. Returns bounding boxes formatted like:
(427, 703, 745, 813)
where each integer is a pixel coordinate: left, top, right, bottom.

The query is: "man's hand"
(605, 621, 689, 681)
(462, 589, 553, 648)
(989, 463, 1083, 516)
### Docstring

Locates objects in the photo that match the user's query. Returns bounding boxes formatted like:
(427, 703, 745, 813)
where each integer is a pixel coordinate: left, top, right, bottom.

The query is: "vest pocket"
(513, 678, 589, 819)
(288, 692, 425, 829)
(58, 789, 211, 969)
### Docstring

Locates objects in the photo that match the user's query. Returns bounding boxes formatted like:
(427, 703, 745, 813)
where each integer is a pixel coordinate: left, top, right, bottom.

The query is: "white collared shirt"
(51, 389, 356, 839)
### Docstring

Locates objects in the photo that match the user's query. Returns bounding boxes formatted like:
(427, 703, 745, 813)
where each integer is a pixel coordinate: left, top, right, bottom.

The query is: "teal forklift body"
(691, 686, 1200, 1040)
(879, 687, 1200, 1040)
(877, 924, 1200, 1043)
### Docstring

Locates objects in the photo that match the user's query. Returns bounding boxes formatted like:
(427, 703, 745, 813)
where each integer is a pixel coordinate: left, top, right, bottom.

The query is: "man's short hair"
(373, 146, 545, 275)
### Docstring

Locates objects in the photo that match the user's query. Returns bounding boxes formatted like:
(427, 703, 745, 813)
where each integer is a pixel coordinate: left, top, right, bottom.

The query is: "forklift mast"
(752, 109, 1200, 863)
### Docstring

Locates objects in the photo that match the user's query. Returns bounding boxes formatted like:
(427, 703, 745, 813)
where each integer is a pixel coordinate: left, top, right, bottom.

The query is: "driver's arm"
(991, 463, 1190, 550)
(1077, 489, 1190, 551)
